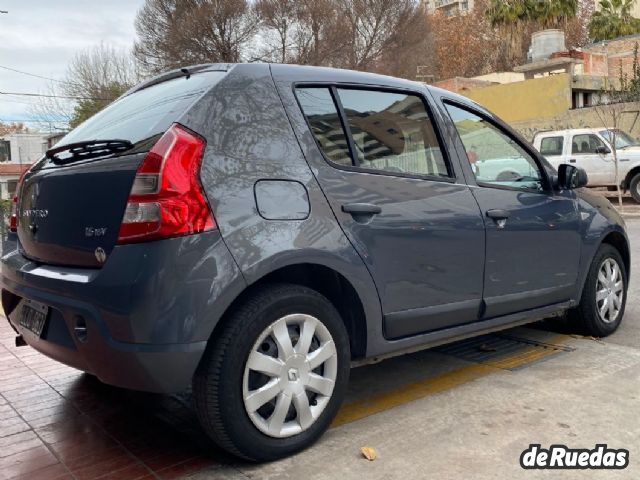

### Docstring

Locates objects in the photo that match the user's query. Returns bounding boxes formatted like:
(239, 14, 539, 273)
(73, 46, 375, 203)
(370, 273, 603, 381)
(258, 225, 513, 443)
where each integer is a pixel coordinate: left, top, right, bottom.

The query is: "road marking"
(332, 334, 572, 427)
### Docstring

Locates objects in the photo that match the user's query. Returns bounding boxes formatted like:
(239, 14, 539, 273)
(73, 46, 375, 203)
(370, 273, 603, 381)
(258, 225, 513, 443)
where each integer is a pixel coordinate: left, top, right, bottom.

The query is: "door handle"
(486, 209, 510, 220)
(569, 158, 576, 163)
(342, 203, 382, 215)
(486, 209, 510, 229)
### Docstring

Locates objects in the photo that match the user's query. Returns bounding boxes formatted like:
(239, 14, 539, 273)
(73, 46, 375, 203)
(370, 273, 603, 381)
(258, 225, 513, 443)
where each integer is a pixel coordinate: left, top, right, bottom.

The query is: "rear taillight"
(117, 124, 216, 243)
(9, 195, 17, 233)
(9, 170, 27, 233)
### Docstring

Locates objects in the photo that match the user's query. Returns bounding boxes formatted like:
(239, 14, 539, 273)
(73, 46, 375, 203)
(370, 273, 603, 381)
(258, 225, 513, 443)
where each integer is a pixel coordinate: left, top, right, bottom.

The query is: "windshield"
(56, 70, 226, 148)
(599, 129, 639, 149)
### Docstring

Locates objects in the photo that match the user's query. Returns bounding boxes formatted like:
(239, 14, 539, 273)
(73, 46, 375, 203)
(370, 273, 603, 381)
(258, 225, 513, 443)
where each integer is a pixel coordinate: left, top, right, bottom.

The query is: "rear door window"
(539, 136, 564, 156)
(336, 88, 450, 178)
(56, 71, 226, 149)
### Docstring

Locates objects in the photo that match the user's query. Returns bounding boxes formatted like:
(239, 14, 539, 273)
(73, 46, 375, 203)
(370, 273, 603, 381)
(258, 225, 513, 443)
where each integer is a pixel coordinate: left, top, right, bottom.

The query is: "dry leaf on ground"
(361, 446, 377, 461)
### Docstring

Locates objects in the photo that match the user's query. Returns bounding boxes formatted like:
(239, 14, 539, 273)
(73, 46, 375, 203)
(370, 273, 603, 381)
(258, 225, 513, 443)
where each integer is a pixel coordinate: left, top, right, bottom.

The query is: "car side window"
(571, 134, 606, 154)
(444, 103, 543, 191)
(336, 88, 450, 178)
(296, 87, 352, 166)
(539, 136, 564, 156)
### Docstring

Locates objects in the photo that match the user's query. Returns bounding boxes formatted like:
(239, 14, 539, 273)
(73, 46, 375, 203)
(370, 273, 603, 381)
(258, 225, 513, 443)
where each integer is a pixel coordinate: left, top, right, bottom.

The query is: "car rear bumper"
(1, 230, 246, 393)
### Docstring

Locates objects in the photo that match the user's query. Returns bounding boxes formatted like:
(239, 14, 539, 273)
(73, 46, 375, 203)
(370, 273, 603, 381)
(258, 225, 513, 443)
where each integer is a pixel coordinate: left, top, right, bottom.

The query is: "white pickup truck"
(532, 128, 640, 203)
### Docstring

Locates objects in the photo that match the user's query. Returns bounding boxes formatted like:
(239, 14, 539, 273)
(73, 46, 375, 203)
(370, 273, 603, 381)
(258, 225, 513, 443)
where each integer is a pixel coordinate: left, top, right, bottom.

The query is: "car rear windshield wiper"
(46, 139, 133, 165)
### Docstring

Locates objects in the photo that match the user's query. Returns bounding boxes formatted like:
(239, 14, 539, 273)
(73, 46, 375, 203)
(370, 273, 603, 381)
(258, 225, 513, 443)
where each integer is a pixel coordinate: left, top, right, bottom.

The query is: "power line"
(0, 65, 79, 86)
(0, 91, 112, 101)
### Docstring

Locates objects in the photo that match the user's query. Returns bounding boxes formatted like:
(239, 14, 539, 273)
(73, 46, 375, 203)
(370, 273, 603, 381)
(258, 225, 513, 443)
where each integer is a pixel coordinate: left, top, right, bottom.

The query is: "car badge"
(94, 247, 107, 263)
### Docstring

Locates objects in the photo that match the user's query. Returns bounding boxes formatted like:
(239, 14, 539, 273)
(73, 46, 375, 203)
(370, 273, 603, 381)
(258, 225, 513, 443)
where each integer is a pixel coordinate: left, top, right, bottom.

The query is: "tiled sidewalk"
(0, 319, 223, 480)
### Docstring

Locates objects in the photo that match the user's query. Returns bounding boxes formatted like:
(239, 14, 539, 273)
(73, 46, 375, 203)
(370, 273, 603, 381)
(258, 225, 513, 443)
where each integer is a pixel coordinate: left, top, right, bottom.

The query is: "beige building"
(431, 32, 640, 141)
(423, 0, 474, 16)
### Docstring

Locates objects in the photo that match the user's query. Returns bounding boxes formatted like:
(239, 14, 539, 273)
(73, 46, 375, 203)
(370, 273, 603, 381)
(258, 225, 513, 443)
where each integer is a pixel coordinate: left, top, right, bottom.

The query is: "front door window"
(445, 104, 543, 191)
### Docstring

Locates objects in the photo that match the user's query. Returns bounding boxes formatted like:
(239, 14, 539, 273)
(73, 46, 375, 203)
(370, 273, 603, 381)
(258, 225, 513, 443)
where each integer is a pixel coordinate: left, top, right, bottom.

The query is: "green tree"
(589, 0, 640, 41)
(486, 0, 530, 65)
(487, 0, 579, 65)
(531, 0, 578, 28)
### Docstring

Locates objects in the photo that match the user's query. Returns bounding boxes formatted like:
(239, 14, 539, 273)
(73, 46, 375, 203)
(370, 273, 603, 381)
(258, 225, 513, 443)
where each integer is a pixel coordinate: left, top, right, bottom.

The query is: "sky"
(0, 0, 145, 129)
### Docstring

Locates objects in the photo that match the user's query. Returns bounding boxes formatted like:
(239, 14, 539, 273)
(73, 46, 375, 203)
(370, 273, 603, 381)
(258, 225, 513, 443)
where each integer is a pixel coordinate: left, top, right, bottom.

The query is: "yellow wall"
(510, 101, 640, 143)
(462, 74, 572, 123)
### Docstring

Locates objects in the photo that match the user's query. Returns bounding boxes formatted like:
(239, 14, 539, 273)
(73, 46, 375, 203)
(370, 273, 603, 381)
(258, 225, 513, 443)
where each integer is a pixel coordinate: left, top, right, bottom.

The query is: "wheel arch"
(208, 262, 369, 360)
(575, 227, 630, 305)
(601, 230, 630, 279)
(623, 165, 640, 189)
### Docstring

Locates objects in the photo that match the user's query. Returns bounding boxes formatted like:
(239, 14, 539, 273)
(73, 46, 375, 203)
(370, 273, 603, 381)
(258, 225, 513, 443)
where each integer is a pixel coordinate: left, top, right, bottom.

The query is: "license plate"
(19, 300, 49, 337)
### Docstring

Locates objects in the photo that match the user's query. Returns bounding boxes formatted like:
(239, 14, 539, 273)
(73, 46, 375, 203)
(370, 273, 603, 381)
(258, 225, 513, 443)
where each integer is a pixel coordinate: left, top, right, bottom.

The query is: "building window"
(572, 91, 594, 109)
(7, 180, 18, 198)
(0, 140, 10, 162)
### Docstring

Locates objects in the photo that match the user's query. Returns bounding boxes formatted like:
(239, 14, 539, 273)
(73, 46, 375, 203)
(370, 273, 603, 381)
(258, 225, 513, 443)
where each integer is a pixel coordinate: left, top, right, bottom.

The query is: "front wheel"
(568, 244, 627, 337)
(629, 173, 640, 203)
(193, 284, 350, 461)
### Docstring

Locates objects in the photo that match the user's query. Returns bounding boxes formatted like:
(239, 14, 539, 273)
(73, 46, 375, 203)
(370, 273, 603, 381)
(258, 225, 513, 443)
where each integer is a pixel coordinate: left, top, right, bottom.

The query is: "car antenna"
(180, 67, 190, 79)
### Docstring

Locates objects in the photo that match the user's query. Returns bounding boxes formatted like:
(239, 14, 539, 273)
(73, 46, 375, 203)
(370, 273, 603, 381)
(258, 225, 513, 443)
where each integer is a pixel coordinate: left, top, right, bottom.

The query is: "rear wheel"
(629, 173, 640, 203)
(193, 284, 350, 461)
(568, 244, 627, 337)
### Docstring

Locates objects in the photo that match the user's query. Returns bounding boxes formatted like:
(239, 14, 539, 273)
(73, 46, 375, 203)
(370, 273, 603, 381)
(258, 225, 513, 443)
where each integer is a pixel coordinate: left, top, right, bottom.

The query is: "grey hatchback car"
(1, 64, 630, 461)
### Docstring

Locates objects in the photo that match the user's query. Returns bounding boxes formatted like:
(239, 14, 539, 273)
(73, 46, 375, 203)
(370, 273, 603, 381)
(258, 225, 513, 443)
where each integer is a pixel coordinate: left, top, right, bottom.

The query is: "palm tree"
(486, 0, 530, 65)
(486, 0, 578, 66)
(531, 0, 578, 29)
(589, 0, 640, 42)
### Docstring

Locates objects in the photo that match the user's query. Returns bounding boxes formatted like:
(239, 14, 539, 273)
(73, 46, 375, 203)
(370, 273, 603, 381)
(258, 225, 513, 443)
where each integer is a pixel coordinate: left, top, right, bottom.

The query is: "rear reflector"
(9, 196, 17, 233)
(117, 124, 216, 243)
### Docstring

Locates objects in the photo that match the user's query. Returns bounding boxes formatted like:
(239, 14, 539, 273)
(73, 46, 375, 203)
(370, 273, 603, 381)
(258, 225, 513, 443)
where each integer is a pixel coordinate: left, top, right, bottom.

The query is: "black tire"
(630, 173, 640, 203)
(568, 244, 627, 337)
(193, 283, 350, 462)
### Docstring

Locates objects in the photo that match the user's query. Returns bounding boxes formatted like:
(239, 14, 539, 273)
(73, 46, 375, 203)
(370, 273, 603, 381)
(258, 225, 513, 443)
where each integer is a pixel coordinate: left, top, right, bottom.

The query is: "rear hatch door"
(17, 69, 226, 268)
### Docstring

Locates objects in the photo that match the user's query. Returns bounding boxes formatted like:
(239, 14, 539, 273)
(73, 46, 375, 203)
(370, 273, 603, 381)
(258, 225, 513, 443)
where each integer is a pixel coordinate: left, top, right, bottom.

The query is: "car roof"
(268, 63, 483, 111)
(130, 62, 482, 115)
(269, 63, 427, 89)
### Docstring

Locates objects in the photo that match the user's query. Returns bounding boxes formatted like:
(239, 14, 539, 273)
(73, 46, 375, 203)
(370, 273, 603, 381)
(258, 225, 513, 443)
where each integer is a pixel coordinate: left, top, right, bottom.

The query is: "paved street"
(0, 220, 639, 479)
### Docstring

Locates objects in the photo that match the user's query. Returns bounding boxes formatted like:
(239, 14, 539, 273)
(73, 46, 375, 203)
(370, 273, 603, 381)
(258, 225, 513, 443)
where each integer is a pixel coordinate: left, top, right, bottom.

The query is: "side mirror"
(595, 145, 611, 155)
(558, 164, 588, 189)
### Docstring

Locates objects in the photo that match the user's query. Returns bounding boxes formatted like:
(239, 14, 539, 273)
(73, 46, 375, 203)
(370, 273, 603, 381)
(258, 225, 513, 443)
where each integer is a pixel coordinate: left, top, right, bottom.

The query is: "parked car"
(533, 128, 640, 202)
(1, 64, 630, 462)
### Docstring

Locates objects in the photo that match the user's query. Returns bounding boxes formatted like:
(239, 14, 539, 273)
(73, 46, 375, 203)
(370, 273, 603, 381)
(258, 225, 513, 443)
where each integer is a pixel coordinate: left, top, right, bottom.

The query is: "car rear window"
(56, 71, 226, 148)
(539, 136, 564, 156)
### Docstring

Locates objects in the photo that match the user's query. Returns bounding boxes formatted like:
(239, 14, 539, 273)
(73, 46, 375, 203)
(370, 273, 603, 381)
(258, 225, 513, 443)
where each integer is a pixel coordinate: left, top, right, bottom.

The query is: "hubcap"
(596, 258, 624, 323)
(242, 314, 338, 438)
